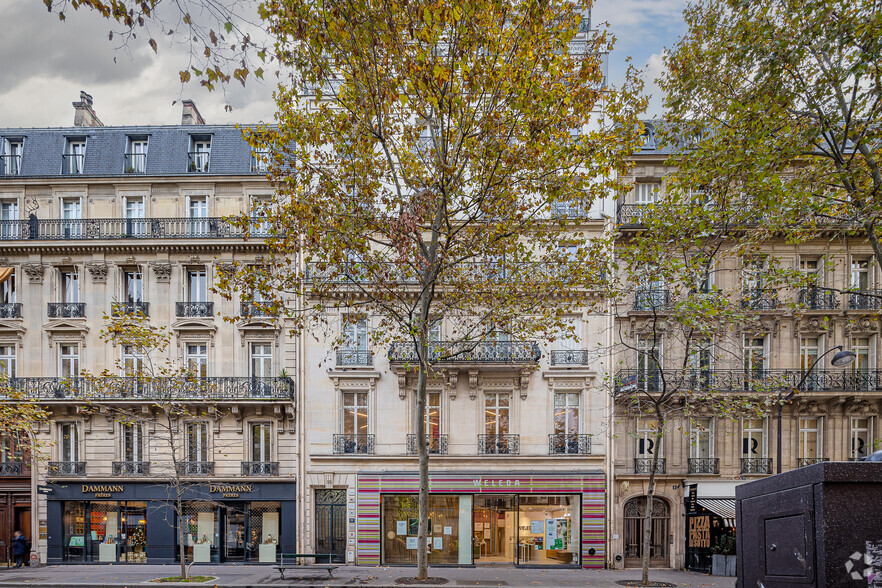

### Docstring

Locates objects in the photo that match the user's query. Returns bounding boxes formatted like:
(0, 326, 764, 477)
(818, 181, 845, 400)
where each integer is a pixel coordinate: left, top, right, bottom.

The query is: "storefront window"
(248, 501, 281, 562)
(382, 495, 468, 565)
(517, 495, 580, 565)
(63, 502, 86, 561)
(180, 502, 219, 562)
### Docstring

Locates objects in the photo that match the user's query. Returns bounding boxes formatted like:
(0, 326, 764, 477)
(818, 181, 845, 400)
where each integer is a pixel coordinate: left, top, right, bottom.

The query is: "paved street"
(0, 564, 735, 587)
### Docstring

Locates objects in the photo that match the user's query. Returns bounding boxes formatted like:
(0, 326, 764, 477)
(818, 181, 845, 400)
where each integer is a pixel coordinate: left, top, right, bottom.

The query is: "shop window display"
(382, 495, 470, 565)
(61, 501, 148, 562)
(517, 496, 579, 565)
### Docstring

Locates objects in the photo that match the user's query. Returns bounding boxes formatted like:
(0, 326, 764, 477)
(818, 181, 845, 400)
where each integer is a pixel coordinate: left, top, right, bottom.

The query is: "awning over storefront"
(696, 498, 736, 527)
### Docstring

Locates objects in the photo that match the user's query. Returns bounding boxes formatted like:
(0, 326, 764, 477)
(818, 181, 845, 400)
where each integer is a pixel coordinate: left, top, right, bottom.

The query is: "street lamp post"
(776, 345, 856, 474)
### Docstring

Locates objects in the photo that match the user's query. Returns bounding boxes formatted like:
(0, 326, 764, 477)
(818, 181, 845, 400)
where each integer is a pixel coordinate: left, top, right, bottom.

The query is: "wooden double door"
(623, 497, 669, 568)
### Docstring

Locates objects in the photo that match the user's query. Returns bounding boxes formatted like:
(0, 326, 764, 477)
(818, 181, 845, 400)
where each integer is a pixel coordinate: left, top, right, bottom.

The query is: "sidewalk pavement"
(0, 564, 735, 587)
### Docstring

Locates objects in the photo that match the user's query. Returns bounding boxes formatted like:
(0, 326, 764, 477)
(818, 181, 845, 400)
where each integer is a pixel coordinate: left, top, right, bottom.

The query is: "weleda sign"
(82, 485, 124, 498)
(209, 484, 253, 498)
(472, 478, 522, 488)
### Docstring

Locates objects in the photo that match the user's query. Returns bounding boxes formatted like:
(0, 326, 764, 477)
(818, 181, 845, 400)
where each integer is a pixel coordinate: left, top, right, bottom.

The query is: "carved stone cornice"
(86, 262, 108, 283)
(151, 262, 172, 283)
(23, 263, 45, 284)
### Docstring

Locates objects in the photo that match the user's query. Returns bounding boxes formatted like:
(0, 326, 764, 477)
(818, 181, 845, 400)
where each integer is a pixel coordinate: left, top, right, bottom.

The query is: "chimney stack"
(72, 91, 104, 127)
(181, 100, 206, 125)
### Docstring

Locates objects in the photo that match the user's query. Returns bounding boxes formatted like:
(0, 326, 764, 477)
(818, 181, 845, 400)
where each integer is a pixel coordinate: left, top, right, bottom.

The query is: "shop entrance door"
(473, 495, 516, 565)
(223, 506, 246, 561)
(314, 489, 346, 563)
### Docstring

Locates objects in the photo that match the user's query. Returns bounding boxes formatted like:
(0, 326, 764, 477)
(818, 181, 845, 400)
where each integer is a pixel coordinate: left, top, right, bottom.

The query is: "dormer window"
(126, 137, 148, 173)
(1, 139, 23, 176)
(641, 124, 656, 150)
(63, 138, 86, 175)
(189, 137, 211, 173)
(251, 149, 269, 173)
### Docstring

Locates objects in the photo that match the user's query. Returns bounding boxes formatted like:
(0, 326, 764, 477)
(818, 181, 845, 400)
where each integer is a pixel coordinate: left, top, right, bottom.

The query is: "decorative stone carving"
(519, 370, 530, 400)
(398, 374, 407, 400)
(845, 399, 877, 416)
(448, 371, 458, 400)
(152, 263, 172, 283)
(468, 369, 480, 400)
(22, 263, 45, 284)
(795, 399, 824, 416)
(86, 263, 108, 283)
(216, 263, 236, 276)
(844, 315, 879, 335)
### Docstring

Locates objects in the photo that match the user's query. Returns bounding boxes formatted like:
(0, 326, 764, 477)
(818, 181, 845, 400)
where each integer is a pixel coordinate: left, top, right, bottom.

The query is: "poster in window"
(530, 520, 544, 534)
(408, 518, 419, 535)
(406, 536, 418, 549)
(433, 536, 443, 549)
(396, 521, 407, 535)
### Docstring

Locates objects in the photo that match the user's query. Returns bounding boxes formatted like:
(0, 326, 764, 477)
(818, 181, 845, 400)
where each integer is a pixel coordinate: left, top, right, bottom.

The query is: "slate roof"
(0, 125, 263, 178)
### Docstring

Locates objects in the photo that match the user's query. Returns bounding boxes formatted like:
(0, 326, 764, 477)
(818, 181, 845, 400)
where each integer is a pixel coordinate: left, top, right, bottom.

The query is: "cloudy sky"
(0, 0, 687, 128)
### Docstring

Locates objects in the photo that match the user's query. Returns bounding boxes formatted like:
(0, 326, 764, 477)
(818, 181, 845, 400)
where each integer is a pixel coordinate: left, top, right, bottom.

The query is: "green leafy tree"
(216, 0, 645, 579)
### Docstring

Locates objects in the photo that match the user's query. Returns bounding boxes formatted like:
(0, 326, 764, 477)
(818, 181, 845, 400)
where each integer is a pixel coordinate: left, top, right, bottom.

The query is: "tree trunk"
(640, 423, 663, 587)
(416, 357, 429, 580)
(177, 483, 187, 579)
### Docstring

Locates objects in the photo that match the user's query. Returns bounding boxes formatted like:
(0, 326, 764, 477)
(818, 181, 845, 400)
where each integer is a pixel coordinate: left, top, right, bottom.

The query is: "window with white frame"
(189, 138, 211, 172)
(424, 391, 442, 438)
(557, 317, 582, 351)
(636, 336, 661, 390)
(0, 431, 23, 464)
(251, 149, 269, 173)
(744, 336, 767, 377)
(636, 418, 662, 458)
(186, 422, 209, 462)
(2, 139, 23, 175)
(484, 393, 510, 437)
(126, 137, 148, 173)
(124, 197, 145, 236)
(187, 269, 207, 302)
(689, 340, 713, 387)
(800, 336, 822, 390)
(250, 196, 271, 235)
(852, 337, 872, 387)
(553, 392, 580, 437)
(250, 343, 273, 378)
(851, 417, 873, 460)
(743, 256, 767, 291)
(251, 422, 272, 462)
(60, 269, 80, 303)
(742, 418, 767, 458)
(59, 422, 80, 462)
(186, 344, 207, 378)
(799, 257, 821, 282)
(0, 268, 14, 304)
(64, 139, 86, 174)
(187, 196, 209, 235)
(341, 391, 369, 437)
(0, 199, 18, 239)
(690, 418, 714, 459)
(121, 345, 143, 377)
(61, 197, 82, 238)
(122, 422, 144, 461)
(124, 270, 143, 304)
(59, 344, 79, 378)
(341, 317, 369, 364)
(798, 417, 822, 461)
(635, 183, 659, 204)
(851, 258, 871, 290)
(0, 345, 15, 377)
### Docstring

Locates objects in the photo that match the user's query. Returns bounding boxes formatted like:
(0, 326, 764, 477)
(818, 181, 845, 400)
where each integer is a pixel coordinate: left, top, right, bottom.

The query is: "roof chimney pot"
(181, 100, 206, 125)
(72, 91, 104, 127)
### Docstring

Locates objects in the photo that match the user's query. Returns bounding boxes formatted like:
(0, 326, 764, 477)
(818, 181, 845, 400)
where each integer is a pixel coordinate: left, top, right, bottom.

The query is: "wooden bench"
(274, 553, 339, 579)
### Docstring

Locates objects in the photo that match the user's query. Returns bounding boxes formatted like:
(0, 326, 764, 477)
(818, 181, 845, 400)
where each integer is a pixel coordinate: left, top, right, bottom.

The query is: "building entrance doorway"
(473, 495, 516, 565)
(223, 507, 246, 561)
(314, 489, 346, 563)
(623, 496, 670, 568)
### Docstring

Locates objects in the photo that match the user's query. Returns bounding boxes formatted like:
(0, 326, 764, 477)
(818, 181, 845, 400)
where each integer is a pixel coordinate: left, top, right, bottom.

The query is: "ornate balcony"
(617, 203, 647, 226)
(241, 461, 279, 476)
(0, 217, 254, 241)
(798, 288, 838, 310)
(240, 302, 276, 318)
(633, 289, 670, 311)
(0, 462, 26, 475)
(333, 434, 375, 455)
(687, 457, 720, 474)
(849, 290, 882, 310)
(477, 434, 520, 455)
(614, 368, 882, 394)
(176, 301, 214, 317)
(406, 434, 448, 455)
(741, 288, 779, 310)
(112, 461, 150, 476)
(549, 350, 591, 366)
(548, 433, 591, 455)
(388, 341, 541, 365)
(176, 461, 214, 476)
(47, 302, 86, 318)
(48, 461, 86, 476)
(0, 303, 22, 318)
(797, 457, 830, 467)
(1, 376, 294, 400)
(741, 457, 773, 474)
(336, 350, 373, 366)
(634, 458, 666, 474)
(111, 302, 150, 317)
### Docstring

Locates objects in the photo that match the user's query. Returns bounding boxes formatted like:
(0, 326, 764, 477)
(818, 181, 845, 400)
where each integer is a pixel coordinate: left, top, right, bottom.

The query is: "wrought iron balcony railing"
(62, 153, 85, 175)
(1, 376, 294, 400)
(741, 457, 773, 474)
(176, 302, 214, 317)
(614, 368, 882, 394)
(0, 217, 254, 241)
(0, 154, 22, 175)
(48, 461, 86, 476)
(548, 433, 591, 455)
(797, 457, 830, 467)
(48, 302, 86, 318)
(112, 461, 150, 476)
(336, 350, 373, 366)
(124, 152, 147, 173)
(633, 288, 671, 311)
(177, 461, 215, 476)
(333, 434, 375, 455)
(111, 302, 150, 317)
(634, 457, 666, 474)
(240, 302, 276, 318)
(388, 341, 541, 364)
(741, 288, 779, 310)
(0, 462, 27, 475)
(849, 290, 882, 310)
(406, 434, 449, 455)
(188, 151, 210, 173)
(798, 288, 839, 310)
(617, 203, 647, 226)
(0, 303, 22, 318)
(549, 350, 591, 366)
(241, 461, 279, 476)
(687, 457, 720, 474)
(478, 434, 520, 455)
(549, 201, 591, 218)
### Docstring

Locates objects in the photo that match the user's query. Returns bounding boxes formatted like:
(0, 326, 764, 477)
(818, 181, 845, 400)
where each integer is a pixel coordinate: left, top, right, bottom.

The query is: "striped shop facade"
(356, 471, 606, 568)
